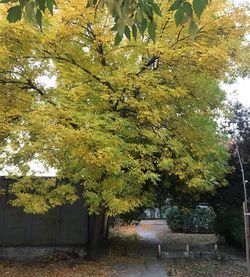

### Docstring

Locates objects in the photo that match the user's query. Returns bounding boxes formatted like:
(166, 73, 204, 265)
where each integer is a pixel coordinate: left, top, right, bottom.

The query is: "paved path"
(142, 259, 168, 277)
(136, 220, 169, 243)
(117, 220, 169, 277)
(116, 258, 168, 277)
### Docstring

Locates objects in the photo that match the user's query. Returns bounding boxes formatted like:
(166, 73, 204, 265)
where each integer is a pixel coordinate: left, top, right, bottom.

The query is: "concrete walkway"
(142, 259, 168, 277)
(117, 220, 169, 277)
(116, 258, 168, 277)
(136, 220, 169, 243)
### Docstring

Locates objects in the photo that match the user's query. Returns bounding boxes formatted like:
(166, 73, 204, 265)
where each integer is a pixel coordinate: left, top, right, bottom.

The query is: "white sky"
(222, 78, 250, 107)
(225, 0, 250, 106)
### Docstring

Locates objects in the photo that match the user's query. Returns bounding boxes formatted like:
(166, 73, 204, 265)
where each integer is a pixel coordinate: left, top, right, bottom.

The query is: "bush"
(165, 206, 184, 232)
(165, 206, 215, 233)
(214, 208, 245, 249)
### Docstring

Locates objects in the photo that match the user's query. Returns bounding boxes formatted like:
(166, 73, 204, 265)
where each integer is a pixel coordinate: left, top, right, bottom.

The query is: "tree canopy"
(0, 0, 249, 216)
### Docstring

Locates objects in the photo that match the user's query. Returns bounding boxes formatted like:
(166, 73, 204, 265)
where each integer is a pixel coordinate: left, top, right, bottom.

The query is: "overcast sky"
(223, 78, 250, 107)
(223, 0, 250, 106)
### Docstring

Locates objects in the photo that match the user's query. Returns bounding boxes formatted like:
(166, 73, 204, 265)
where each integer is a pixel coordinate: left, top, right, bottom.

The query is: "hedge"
(165, 206, 215, 233)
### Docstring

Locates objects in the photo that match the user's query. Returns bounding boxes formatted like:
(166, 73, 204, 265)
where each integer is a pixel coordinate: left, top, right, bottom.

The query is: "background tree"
(207, 102, 250, 249)
(0, 0, 249, 258)
(207, 102, 250, 210)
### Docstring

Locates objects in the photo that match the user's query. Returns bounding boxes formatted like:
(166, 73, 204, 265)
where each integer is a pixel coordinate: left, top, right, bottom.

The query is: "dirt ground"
(0, 259, 112, 277)
(0, 256, 166, 277)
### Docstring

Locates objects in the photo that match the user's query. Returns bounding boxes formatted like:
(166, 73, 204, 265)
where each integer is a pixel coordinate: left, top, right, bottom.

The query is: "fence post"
(243, 201, 250, 276)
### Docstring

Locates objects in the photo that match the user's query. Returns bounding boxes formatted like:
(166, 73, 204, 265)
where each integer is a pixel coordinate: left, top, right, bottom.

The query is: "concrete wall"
(0, 177, 89, 248)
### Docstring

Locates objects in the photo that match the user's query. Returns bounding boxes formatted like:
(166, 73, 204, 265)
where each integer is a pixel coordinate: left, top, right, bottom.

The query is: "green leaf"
(123, 0, 129, 13)
(117, 20, 125, 35)
(138, 18, 147, 36)
(174, 6, 184, 26)
(151, 3, 162, 17)
(132, 24, 137, 40)
(193, 0, 208, 18)
(36, 9, 43, 29)
(115, 32, 123, 45)
(124, 25, 131, 40)
(19, 0, 26, 9)
(110, 23, 117, 31)
(183, 2, 192, 17)
(188, 19, 198, 40)
(37, 0, 46, 12)
(135, 10, 143, 23)
(148, 21, 156, 43)
(169, 0, 183, 11)
(7, 5, 22, 23)
(46, 0, 54, 15)
(142, 4, 153, 21)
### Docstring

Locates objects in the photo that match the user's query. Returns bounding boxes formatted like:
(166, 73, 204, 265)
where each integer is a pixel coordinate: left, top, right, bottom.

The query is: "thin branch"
(235, 136, 248, 204)
(41, 50, 115, 93)
(136, 55, 160, 76)
(160, 17, 171, 38)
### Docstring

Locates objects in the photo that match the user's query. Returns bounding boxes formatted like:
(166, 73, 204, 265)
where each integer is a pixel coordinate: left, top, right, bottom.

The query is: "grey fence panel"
(58, 199, 88, 245)
(2, 204, 32, 246)
(29, 209, 58, 246)
(0, 177, 89, 247)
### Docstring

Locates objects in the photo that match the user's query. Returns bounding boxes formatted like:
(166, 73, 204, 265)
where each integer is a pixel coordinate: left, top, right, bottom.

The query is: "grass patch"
(159, 232, 217, 250)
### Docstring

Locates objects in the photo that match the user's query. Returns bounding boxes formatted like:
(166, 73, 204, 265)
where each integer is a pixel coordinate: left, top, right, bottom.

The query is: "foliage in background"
(165, 206, 215, 233)
(207, 103, 250, 249)
(214, 208, 245, 249)
(210, 103, 250, 209)
(0, 0, 249, 217)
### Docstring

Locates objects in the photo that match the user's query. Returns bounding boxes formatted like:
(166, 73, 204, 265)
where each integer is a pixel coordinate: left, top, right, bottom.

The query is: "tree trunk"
(103, 215, 111, 239)
(85, 211, 105, 261)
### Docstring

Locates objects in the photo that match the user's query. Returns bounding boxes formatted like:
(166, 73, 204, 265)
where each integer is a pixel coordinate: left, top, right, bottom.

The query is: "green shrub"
(214, 208, 245, 249)
(165, 206, 184, 232)
(165, 206, 215, 233)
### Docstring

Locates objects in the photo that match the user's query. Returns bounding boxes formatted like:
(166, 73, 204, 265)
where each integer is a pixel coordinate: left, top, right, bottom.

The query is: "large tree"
(0, 0, 249, 258)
